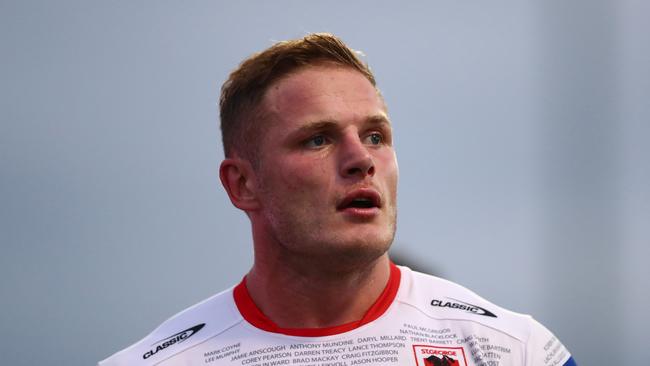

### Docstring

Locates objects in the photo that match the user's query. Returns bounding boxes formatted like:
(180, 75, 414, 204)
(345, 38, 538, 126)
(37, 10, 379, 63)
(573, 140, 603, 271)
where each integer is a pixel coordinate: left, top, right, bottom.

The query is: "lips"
(337, 189, 382, 211)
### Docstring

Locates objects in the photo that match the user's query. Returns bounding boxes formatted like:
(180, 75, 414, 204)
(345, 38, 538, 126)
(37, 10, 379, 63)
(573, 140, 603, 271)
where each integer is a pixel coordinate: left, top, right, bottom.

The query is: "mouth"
(337, 189, 382, 211)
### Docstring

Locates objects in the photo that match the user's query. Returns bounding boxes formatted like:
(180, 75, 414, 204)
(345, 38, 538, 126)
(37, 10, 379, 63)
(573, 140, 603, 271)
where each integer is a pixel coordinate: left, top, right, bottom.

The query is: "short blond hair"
(219, 33, 377, 161)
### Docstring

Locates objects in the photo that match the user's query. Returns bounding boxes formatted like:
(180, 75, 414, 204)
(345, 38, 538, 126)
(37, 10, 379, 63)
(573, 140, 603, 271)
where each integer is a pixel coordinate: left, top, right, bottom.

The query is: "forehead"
(260, 66, 386, 127)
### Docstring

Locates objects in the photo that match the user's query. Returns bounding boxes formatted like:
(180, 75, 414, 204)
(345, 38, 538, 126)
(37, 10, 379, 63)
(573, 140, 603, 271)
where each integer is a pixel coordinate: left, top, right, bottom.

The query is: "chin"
(277, 232, 394, 276)
(323, 234, 393, 265)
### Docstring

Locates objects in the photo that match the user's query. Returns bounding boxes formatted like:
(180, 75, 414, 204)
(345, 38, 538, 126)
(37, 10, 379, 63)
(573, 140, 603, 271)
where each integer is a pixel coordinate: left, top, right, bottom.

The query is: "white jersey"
(99, 264, 576, 366)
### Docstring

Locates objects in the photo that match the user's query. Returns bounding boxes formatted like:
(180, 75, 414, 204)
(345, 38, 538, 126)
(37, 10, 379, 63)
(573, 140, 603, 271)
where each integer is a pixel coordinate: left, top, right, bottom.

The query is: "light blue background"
(1, 1, 648, 365)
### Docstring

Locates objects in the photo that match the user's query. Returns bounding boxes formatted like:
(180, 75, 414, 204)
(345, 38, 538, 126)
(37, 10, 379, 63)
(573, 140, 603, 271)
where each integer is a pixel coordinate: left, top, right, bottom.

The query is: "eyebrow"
(290, 114, 392, 138)
(365, 114, 392, 127)
(292, 120, 338, 136)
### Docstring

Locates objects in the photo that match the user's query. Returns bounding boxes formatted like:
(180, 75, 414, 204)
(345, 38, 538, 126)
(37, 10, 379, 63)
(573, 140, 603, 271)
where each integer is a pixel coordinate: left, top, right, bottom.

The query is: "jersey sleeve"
(525, 317, 576, 366)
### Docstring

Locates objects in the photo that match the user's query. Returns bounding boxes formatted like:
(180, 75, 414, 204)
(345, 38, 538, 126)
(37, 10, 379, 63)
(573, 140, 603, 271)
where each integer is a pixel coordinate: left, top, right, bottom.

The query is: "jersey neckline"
(232, 262, 401, 337)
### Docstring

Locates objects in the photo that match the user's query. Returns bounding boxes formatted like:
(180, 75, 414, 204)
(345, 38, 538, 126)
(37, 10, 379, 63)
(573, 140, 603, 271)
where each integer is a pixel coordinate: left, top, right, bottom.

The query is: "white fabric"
(99, 266, 572, 366)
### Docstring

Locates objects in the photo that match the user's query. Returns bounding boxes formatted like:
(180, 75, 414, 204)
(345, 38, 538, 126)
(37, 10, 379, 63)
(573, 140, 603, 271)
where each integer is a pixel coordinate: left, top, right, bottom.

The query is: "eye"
(304, 134, 329, 148)
(364, 132, 383, 145)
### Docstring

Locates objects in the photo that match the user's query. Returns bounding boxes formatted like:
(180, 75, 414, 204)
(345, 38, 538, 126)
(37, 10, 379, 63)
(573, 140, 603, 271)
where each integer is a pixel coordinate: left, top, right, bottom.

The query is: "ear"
(219, 158, 260, 211)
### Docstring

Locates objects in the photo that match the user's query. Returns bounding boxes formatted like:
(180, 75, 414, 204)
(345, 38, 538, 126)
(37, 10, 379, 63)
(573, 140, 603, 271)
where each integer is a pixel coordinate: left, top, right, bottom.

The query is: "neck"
(245, 251, 392, 329)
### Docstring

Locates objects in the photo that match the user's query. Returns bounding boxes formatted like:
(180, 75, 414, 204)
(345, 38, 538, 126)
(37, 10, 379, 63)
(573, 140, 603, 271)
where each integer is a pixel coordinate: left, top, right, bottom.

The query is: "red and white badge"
(412, 345, 468, 366)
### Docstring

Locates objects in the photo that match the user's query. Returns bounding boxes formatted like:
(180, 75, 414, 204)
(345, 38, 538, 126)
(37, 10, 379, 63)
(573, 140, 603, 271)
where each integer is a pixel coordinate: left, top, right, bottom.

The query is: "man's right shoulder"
(98, 286, 242, 366)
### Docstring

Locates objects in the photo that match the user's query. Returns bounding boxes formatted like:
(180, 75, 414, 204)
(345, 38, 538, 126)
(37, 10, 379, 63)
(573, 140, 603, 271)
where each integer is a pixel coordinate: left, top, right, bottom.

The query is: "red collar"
(233, 262, 401, 337)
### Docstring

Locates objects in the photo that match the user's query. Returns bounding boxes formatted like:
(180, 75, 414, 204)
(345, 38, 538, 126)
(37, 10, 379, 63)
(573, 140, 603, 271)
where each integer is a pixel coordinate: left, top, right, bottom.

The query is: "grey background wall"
(1, 1, 648, 365)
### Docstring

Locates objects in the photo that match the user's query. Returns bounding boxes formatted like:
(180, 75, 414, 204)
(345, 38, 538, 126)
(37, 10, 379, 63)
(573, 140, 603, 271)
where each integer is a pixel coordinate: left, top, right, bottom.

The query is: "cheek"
(378, 152, 399, 181)
(273, 159, 334, 195)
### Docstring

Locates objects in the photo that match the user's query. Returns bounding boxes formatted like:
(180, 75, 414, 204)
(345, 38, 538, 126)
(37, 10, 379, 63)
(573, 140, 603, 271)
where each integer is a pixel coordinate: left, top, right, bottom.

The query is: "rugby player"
(99, 33, 576, 366)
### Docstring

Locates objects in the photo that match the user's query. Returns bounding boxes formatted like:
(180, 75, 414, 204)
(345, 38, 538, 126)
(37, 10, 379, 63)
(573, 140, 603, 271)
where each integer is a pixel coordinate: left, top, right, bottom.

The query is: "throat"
(242, 255, 394, 332)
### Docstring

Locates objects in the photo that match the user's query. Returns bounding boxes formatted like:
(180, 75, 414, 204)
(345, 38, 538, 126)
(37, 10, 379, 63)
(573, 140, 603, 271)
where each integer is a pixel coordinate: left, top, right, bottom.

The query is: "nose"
(339, 135, 375, 179)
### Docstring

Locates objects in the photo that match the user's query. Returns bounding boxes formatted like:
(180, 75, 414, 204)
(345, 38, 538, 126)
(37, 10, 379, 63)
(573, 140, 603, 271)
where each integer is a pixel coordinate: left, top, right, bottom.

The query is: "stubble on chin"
(270, 220, 397, 277)
(259, 187, 398, 276)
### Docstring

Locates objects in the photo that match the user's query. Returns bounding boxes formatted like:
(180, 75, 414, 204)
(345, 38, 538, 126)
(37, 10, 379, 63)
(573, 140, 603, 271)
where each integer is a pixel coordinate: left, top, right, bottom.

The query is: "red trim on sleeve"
(232, 262, 401, 337)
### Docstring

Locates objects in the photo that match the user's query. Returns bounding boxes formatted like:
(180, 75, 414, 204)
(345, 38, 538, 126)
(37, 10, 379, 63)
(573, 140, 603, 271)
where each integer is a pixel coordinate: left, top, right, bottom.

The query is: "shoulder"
(396, 265, 533, 334)
(98, 286, 242, 366)
(396, 266, 575, 365)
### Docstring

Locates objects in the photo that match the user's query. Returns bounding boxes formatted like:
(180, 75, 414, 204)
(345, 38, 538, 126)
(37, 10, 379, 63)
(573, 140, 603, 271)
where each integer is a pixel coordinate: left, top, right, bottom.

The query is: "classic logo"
(142, 323, 206, 359)
(413, 345, 468, 366)
(430, 297, 497, 318)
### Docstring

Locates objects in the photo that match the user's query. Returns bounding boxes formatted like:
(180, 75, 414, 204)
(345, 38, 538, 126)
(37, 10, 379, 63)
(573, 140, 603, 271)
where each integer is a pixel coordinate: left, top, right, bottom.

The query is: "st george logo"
(413, 346, 468, 366)
(424, 354, 460, 366)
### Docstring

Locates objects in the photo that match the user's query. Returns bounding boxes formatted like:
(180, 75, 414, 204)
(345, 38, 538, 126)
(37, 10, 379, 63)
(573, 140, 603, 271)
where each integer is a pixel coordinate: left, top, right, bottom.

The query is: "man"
(99, 33, 576, 366)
